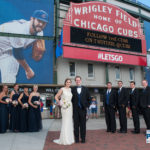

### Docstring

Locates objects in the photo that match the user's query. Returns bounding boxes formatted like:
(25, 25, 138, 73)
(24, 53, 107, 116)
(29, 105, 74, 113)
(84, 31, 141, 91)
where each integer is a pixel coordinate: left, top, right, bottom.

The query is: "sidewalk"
(0, 117, 148, 150)
(0, 119, 54, 150)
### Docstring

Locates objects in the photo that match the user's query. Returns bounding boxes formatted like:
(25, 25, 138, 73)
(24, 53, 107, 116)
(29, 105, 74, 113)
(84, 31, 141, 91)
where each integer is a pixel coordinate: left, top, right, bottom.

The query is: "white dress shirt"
(132, 88, 135, 93)
(107, 89, 111, 94)
(77, 87, 82, 94)
(118, 87, 123, 92)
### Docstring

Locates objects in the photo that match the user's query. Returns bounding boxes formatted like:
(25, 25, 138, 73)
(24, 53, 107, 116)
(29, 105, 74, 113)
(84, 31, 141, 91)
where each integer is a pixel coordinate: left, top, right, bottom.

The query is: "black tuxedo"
(139, 86, 150, 129)
(139, 86, 150, 108)
(104, 89, 117, 132)
(129, 89, 139, 108)
(72, 86, 91, 110)
(129, 88, 140, 132)
(72, 86, 91, 142)
(117, 87, 129, 107)
(117, 87, 129, 132)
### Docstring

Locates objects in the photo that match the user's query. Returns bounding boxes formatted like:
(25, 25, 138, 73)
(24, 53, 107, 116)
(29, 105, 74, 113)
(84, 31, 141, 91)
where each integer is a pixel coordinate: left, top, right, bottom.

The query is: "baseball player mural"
(0, 10, 48, 83)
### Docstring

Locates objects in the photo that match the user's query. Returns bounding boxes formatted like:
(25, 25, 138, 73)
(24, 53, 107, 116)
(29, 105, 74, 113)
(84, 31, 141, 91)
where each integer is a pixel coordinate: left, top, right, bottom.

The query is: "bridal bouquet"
(23, 103, 29, 109)
(60, 98, 71, 109)
(5, 98, 12, 103)
(12, 100, 18, 106)
(33, 101, 40, 105)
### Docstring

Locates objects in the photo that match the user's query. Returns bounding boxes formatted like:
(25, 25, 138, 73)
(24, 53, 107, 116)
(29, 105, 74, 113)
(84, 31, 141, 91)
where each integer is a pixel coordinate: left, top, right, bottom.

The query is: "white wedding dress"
(53, 87, 74, 145)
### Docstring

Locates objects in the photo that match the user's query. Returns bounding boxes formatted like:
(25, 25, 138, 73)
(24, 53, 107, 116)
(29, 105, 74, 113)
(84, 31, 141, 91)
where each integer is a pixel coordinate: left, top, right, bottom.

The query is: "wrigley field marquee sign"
(63, 2, 147, 66)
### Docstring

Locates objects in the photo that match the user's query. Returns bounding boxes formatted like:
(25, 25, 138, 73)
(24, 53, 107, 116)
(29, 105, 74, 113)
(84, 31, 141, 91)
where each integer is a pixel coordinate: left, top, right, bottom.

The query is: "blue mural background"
(0, 0, 54, 84)
(144, 21, 150, 84)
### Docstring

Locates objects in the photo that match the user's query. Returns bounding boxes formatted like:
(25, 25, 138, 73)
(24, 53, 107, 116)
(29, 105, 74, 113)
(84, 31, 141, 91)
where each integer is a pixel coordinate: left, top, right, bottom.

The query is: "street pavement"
(0, 117, 148, 150)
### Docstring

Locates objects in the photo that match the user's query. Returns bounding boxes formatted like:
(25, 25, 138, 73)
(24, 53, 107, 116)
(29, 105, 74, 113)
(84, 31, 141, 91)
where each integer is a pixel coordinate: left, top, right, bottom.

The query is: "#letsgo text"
(98, 53, 123, 62)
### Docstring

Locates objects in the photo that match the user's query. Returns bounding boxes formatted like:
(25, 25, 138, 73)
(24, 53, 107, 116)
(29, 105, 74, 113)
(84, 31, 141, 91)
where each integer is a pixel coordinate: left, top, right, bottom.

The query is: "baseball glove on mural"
(32, 39, 45, 61)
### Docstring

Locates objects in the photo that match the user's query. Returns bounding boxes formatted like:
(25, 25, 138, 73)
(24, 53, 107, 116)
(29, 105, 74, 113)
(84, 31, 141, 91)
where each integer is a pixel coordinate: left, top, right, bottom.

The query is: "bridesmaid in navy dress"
(18, 86, 29, 132)
(0, 85, 10, 133)
(9, 84, 20, 132)
(28, 85, 42, 132)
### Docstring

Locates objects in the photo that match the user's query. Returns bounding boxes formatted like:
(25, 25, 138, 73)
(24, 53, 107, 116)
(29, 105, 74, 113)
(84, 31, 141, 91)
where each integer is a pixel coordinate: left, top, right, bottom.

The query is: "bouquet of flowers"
(23, 103, 29, 109)
(33, 101, 40, 105)
(12, 100, 18, 106)
(60, 98, 71, 109)
(5, 98, 12, 103)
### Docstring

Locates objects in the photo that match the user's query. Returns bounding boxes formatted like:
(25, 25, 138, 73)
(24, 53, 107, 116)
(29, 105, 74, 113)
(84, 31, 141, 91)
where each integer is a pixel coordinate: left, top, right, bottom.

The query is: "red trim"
(63, 46, 147, 66)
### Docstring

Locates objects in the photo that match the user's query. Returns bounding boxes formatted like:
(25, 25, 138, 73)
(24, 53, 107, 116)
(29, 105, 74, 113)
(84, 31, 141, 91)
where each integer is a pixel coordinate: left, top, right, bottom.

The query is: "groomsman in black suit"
(129, 81, 140, 134)
(72, 76, 91, 143)
(104, 82, 117, 133)
(139, 79, 150, 130)
(117, 81, 129, 133)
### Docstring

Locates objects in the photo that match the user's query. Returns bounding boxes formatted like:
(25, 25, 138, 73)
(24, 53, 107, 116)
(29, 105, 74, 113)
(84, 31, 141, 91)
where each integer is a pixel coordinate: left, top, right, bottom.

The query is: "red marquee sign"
(63, 2, 147, 66)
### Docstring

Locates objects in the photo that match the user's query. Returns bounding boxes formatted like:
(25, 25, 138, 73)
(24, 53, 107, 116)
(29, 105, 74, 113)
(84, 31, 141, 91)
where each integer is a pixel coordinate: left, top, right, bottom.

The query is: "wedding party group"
(0, 84, 42, 133)
(53, 77, 150, 145)
(103, 80, 150, 134)
(0, 76, 150, 145)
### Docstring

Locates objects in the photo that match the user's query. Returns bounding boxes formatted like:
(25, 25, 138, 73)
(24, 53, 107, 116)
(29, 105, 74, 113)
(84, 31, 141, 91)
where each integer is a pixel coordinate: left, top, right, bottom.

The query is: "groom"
(72, 76, 91, 143)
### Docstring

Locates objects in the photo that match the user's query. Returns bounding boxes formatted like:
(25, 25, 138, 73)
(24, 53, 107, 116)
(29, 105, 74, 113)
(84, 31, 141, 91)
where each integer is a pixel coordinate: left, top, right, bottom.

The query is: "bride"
(53, 78, 74, 145)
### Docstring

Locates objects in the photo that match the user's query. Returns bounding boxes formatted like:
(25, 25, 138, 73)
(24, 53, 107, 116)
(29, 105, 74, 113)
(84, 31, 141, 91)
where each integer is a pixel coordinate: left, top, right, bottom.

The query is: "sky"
(137, 0, 150, 7)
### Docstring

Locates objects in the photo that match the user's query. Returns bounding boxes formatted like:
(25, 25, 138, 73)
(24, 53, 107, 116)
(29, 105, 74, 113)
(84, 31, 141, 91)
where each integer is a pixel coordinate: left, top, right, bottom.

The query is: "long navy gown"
(28, 96, 42, 132)
(0, 96, 9, 133)
(20, 93, 29, 132)
(10, 91, 20, 131)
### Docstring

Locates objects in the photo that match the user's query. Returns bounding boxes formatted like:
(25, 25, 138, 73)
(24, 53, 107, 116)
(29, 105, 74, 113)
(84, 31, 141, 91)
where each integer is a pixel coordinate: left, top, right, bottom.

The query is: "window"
(88, 63, 94, 78)
(115, 66, 120, 80)
(69, 62, 75, 76)
(129, 68, 135, 81)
